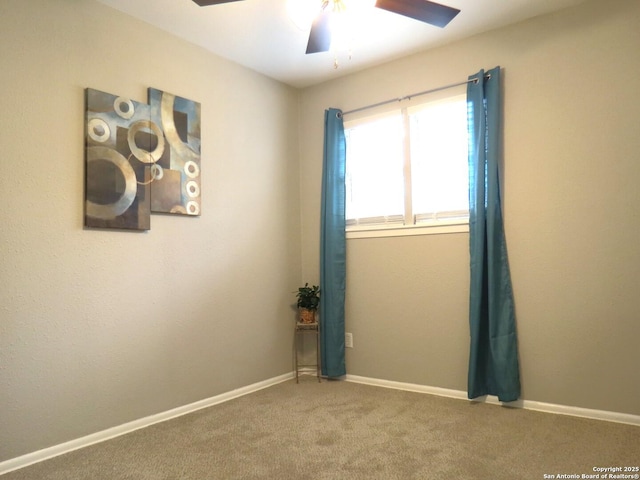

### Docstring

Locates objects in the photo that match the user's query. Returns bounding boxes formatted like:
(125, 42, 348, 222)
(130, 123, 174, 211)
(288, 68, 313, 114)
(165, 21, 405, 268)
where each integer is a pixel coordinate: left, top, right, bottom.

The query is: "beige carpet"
(3, 378, 639, 479)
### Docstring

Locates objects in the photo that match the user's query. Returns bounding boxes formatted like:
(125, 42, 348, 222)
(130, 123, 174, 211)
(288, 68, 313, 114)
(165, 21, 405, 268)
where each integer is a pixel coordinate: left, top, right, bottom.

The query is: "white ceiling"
(96, 0, 585, 88)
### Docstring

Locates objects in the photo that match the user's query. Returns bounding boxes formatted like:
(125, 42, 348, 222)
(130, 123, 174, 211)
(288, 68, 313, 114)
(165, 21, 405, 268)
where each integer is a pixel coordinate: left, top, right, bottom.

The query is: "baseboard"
(4, 372, 637, 475)
(0, 372, 294, 476)
(346, 374, 640, 427)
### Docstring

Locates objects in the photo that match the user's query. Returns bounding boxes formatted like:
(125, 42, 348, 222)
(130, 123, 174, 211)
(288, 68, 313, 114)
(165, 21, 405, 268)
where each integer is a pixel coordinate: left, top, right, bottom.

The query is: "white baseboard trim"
(0, 372, 294, 476)
(4, 372, 637, 475)
(346, 374, 640, 427)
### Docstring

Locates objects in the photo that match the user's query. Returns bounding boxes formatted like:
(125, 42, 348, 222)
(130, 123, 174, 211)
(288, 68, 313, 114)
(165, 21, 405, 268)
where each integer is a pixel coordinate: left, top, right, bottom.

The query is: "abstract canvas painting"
(84, 87, 201, 231)
(148, 88, 201, 216)
(85, 89, 152, 230)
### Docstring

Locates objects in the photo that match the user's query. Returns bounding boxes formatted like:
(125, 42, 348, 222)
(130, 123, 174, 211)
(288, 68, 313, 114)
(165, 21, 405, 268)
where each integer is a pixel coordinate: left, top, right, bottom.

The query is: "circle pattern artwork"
(86, 146, 137, 220)
(127, 120, 165, 164)
(114, 97, 135, 119)
(88, 118, 110, 143)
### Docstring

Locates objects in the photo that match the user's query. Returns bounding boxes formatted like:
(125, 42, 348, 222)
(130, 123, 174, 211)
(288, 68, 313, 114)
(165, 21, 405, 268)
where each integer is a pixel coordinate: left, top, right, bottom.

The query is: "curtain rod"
(339, 74, 490, 118)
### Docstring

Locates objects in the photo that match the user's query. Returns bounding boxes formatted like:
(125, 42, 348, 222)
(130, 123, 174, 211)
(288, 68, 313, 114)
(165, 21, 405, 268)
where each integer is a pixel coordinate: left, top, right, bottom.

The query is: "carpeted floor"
(3, 378, 639, 479)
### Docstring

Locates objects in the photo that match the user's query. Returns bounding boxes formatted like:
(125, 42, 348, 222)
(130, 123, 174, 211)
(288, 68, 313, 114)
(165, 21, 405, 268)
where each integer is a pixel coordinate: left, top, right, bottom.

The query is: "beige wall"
(2, 0, 639, 467)
(299, 0, 640, 416)
(0, 0, 301, 462)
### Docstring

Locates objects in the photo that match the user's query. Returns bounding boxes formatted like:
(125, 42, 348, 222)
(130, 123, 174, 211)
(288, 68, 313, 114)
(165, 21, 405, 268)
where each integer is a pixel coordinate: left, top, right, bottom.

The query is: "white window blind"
(345, 94, 469, 234)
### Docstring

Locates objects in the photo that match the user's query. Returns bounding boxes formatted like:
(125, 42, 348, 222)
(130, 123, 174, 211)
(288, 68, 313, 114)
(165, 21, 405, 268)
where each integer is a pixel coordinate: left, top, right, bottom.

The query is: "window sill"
(346, 221, 469, 239)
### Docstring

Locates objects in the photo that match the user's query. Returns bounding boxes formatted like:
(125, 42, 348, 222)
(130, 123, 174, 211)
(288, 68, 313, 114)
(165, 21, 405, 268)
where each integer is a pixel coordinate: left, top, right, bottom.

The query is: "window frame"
(344, 92, 469, 239)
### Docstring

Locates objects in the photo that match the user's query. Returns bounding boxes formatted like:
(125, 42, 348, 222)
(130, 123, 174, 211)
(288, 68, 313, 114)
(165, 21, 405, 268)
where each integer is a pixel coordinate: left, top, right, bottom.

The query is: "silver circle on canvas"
(86, 146, 137, 220)
(114, 97, 135, 119)
(184, 160, 200, 179)
(88, 118, 110, 143)
(186, 201, 200, 216)
(161, 92, 199, 163)
(150, 163, 164, 181)
(127, 120, 165, 164)
(185, 180, 200, 198)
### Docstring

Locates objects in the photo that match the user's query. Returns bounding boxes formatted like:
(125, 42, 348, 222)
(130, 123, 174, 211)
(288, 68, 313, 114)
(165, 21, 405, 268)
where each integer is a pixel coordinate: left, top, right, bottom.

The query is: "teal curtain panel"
(467, 67, 521, 402)
(320, 108, 347, 378)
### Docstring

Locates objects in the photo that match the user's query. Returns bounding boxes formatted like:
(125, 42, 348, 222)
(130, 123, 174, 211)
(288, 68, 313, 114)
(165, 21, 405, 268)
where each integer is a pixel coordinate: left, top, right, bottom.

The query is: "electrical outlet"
(345, 332, 353, 348)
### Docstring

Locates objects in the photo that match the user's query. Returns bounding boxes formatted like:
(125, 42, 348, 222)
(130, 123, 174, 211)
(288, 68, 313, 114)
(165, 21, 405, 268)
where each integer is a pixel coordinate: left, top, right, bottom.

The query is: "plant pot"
(299, 308, 316, 324)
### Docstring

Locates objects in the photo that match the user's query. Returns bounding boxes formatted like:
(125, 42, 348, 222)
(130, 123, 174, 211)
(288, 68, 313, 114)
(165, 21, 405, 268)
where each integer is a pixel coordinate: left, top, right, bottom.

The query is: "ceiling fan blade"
(375, 0, 460, 28)
(192, 0, 244, 6)
(306, 9, 332, 54)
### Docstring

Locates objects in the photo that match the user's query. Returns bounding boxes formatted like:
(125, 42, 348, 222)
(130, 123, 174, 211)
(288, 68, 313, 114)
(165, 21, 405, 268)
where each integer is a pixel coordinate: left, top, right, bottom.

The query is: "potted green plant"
(295, 283, 320, 324)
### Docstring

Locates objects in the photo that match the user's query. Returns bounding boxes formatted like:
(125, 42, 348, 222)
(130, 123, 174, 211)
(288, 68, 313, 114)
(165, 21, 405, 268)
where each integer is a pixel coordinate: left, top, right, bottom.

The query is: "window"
(344, 94, 469, 238)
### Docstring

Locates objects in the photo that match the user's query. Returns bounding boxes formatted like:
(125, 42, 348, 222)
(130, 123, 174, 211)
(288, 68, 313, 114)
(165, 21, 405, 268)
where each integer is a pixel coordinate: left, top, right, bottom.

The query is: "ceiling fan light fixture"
(329, 8, 354, 52)
(200, 0, 461, 58)
(289, 0, 375, 32)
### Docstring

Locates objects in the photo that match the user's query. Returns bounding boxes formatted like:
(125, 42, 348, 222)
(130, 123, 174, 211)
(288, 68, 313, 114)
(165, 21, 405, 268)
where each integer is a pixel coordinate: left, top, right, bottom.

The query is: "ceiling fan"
(192, 0, 460, 54)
